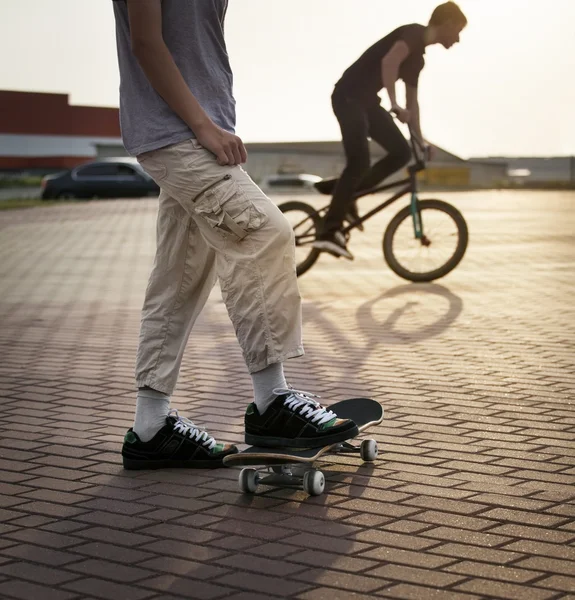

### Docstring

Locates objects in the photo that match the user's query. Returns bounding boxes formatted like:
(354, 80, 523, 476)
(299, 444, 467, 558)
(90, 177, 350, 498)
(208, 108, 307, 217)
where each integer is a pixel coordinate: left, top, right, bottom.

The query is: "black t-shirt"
(335, 24, 426, 103)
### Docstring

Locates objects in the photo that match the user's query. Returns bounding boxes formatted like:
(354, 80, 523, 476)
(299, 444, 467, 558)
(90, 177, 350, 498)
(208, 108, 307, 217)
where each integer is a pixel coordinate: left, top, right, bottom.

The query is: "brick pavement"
(0, 190, 573, 599)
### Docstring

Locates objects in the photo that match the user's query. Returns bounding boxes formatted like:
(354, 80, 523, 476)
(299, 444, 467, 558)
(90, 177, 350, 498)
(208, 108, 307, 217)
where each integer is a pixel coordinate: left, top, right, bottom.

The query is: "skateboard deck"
(224, 397, 383, 468)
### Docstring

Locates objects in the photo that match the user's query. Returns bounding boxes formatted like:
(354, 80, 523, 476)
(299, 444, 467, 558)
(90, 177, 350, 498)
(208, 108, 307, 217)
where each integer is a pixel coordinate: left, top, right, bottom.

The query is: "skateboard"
(223, 397, 383, 496)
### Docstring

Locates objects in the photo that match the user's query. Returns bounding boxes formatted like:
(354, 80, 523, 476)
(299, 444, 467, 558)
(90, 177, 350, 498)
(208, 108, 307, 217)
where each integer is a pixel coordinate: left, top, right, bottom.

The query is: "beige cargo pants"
(135, 139, 304, 395)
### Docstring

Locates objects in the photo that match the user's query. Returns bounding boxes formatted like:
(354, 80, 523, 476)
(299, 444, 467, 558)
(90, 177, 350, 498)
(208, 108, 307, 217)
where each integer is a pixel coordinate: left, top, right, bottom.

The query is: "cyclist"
(313, 2, 467, 260)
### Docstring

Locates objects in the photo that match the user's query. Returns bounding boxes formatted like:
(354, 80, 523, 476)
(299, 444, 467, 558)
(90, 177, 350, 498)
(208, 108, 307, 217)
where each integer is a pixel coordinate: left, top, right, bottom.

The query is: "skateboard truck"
(237, 438, 378, 496)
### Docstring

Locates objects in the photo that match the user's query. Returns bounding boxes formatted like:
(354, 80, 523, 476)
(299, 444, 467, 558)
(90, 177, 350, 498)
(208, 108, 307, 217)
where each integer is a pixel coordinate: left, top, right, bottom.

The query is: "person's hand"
(391, 105, 411, 124)
(196, 122, 247, 166)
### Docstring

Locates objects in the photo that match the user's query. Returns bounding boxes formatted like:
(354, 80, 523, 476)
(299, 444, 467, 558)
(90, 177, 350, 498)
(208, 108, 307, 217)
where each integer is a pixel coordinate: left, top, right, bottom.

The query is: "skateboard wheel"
(303, 469, 325, 496)
(239, 468, 259, 494)
(360, 439, 378, 462)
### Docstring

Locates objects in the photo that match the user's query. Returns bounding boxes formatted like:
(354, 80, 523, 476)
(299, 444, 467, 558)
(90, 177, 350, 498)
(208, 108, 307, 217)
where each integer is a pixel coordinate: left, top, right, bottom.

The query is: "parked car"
(41, 158, 159, 200)
(259, 173, 322, 193)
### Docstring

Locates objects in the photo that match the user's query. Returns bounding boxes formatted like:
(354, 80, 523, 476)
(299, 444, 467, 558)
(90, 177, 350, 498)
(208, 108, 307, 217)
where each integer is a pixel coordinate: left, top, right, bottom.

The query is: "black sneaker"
(313, 230, 354, 260)
(122, 409, 238, 470)
(245, 388, 359, 448)
(314, 177, 338, 195)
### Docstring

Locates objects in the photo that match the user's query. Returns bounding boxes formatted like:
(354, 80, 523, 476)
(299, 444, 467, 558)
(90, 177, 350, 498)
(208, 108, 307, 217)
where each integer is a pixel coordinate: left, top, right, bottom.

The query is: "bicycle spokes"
(384, 199, 468, 281)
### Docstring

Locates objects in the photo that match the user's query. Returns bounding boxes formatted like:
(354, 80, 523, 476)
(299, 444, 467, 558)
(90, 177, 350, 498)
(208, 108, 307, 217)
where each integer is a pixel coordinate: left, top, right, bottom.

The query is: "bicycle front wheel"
(278, 200, 322, 277)
(383, 199, 468, 282)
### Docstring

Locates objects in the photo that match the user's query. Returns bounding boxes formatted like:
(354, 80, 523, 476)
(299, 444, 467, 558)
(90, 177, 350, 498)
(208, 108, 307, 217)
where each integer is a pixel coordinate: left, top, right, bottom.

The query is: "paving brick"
(75, 498, 152, 516)
(379, 583, 482, 599)
(430, 542, 524, 564)
(0, 561, 79, 585)
(140, 574, 233, 599)
(403, 496, 488, 515)
(355, 529, 439, 550)
(281, 534, 373, 555)
(298, 588, 375, 600)
(365, 564, 465, 587)
(536, 575, 575, 593)
(138, 556, 230, 579)
(206, 518, 293, 541)
(0, 544, 81, 566)
(247, 542, 301, 559)
(20, 488, 91, 505)
(73, 510, 152, 530)
(4, 529, 82, 549)
(503, 540, 575, 561)
(420, 526, 512, 547)
(18, 477, 91, 492)
(223, 594, 283, 600)
(488, 523, 575, 543)
(15, 501, 88, 519)
(216, 553, 306, 577)
(140, 539, 228, 562)
(64, 577, 153, 600)
(207, 534, 261, 551)
(74, 526, 155, 547)
(0, 580, 78, 600)
(66, 559, 151, 583)
(41, 521, 88, 534)
(335, 498, 420, 518)
(359, 546, 456, 569)
(478, 508, 567, 527)
(410, 510, 497, 531)
(445, 561, 544, 583)
(293, 569, 386, 593)
(455, 579, 556, 600)
(7, 515, 55, 528)
(73, 542, 156, 564)
(374, 519, 430, 534)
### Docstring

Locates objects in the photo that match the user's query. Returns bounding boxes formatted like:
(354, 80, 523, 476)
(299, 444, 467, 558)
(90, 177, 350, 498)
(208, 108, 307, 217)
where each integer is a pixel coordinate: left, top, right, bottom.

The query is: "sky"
(0, 0, 574, 158)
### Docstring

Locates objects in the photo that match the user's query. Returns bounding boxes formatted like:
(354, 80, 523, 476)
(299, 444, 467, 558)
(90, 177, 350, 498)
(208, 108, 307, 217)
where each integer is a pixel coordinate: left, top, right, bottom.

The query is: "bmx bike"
(278, 127, 469, 281)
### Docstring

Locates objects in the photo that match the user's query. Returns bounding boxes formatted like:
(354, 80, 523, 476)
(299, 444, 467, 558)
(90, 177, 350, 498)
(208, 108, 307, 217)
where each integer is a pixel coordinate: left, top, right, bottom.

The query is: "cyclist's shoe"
(345, 201, 364, 232)
(245, 387, 359, 448)
(313, 230, 354, 260)
(314, 177, 338, 195)
(122, 408, 238, 470)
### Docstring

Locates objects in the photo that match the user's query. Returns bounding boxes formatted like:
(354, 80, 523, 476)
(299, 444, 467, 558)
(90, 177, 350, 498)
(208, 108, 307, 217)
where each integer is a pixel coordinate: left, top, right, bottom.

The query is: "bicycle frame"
(341, 125, 427, 238)
(290, 126, 429, 246)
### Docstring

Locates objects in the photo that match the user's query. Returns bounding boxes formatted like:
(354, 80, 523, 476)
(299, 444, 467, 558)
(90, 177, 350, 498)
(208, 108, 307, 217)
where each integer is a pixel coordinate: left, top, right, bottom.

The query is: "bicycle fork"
(410, 191, 431, 246)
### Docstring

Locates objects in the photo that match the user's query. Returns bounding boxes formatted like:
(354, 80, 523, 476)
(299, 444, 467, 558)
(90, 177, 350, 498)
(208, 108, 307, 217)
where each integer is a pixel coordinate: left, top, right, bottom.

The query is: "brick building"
(0, 90, 124, 172)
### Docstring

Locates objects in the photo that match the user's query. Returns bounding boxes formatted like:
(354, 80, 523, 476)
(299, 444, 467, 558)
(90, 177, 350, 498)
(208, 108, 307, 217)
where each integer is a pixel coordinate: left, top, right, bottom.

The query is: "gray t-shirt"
(112, 0, 236, 156)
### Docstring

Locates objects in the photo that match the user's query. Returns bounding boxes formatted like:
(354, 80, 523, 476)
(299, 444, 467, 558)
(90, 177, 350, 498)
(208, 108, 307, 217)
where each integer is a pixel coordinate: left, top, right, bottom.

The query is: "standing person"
(113, 0, 359, 470)
(313, 2, 467, 260)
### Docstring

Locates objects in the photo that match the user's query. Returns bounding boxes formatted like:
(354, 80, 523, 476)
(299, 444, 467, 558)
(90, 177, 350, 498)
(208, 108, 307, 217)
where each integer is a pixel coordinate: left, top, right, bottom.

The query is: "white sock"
(251, 362, 288, 414)
(133, 388, 170, 442)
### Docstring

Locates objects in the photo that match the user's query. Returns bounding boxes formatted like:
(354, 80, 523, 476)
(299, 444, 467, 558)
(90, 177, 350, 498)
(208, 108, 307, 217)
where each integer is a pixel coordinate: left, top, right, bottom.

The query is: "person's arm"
(406, 85, 434, 160)
(126, 0, 246, 165)
(405, 85, 422, 141)
(381, 41, 411, 123)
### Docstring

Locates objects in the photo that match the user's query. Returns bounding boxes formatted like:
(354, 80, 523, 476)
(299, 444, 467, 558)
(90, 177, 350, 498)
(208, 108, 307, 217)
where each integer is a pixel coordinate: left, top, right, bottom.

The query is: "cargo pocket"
(192, 174, 268, 241)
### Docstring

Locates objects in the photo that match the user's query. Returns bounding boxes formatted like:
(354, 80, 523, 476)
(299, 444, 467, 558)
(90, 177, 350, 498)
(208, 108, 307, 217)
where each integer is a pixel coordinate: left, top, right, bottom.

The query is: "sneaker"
(313, 230, 354, 260)
(122, 409, 238, 470)
(245, 387, 359, 448)
(314, 177, 338, 195)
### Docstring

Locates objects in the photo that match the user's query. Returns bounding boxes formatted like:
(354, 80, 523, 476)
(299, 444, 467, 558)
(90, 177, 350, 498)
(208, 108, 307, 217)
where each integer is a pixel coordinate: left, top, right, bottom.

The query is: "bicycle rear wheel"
(278, 200, 322, 277)
(383, 199, 468, 282)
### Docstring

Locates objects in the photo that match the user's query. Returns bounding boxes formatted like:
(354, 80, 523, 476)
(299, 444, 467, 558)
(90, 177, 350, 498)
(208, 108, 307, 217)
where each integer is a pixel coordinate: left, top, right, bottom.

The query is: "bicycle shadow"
(356, 282, 464, 346)
(298, 282, 464, 398)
